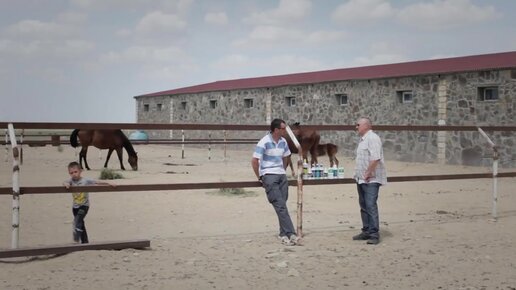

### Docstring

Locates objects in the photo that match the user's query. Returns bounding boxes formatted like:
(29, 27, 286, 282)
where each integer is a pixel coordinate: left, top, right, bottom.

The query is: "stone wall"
(136, 69, 516, 167)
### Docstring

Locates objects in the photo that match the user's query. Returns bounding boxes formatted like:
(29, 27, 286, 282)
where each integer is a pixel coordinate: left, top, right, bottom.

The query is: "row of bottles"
(302, 160, 344, 179)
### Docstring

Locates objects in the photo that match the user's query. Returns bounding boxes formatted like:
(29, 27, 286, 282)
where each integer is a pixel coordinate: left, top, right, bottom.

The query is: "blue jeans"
(356, 183, 380, 239)
(262, 174, 296, 238)
(73, 206, 89, 243)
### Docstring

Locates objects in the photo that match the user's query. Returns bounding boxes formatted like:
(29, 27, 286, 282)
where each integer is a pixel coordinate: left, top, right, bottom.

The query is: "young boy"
(63, 161, 114, 244)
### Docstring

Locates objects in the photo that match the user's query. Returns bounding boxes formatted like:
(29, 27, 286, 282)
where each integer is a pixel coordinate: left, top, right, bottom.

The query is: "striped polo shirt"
(253, 133, 291, 176)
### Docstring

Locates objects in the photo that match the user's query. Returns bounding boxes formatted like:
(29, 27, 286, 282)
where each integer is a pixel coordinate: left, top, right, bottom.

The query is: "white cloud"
(204, 12, 228, 26)
(332, 0, 395, 25)
(244, 0, 312, 26)
(232, 26, 345, 48)
(398, 0, 499, 30)
(135, 11, 187, 35)
(4, 19, 75, 40)
(100, 45, 187, 63)
(351, 41, 408, 66)
(211, 53, 325, 80)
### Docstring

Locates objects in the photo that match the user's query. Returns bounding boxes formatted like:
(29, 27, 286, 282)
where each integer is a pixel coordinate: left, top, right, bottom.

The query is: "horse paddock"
(1, 144, 515, 289)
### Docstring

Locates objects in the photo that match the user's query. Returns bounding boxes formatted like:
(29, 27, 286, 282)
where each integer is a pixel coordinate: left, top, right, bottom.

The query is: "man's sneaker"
(352, 232, 370, 240)
(279, 236, 293, 246)
(289, 234, 300, 245)
(367, 238, 380, 245)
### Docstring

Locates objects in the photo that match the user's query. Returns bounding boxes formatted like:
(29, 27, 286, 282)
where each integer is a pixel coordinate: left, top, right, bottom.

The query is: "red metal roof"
(137, 51, 516, 98)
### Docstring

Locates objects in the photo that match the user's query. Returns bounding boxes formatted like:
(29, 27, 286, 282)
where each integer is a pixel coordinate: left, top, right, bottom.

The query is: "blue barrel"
(129, 130, 149, 141)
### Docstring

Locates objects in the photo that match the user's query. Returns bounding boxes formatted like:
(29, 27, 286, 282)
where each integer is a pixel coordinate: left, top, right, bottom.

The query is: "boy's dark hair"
(68, 161, 81, 169)
(270, 118, 285, 132)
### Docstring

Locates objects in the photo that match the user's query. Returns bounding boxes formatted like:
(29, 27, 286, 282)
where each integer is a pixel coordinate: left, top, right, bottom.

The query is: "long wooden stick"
(285, 126, 303, 237)
(7, 123, 20, 248)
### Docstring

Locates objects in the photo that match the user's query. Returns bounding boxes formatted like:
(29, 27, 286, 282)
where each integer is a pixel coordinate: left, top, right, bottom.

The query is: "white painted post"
(4, 130, 8, 162)
(285, 125, 303, 238)
(7, 123, 20, 248)
(223, 130, 227, 161)
(208, 133, 211, 160)
(181, 130, 185, 159)
(477, 127, 498, 220)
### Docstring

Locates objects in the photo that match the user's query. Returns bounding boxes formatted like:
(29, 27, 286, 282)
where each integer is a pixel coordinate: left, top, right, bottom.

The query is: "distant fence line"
(1, 122, 516, 131)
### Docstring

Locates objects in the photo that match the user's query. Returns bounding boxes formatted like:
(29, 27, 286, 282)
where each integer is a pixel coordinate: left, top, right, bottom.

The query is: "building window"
(143, 104, 149, 112)
(335, 94, 348, 106)
(478, 86, 499, 101)
(286, 97, 296, 107)
(210, 100, 218, 109)
(157, 103, 162, 111)
(244, 98, 254, 108)
(181, 101, 187, 110)
(397, 91, 413, 103)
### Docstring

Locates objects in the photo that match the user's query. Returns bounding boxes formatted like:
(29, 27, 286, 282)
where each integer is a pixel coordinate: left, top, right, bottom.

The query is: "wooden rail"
(1, 173, 515, 195)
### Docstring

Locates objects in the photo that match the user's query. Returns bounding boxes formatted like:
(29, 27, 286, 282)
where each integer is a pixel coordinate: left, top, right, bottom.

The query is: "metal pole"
(477, 127, 498, 220)
(4, 129, 8, 162)
(181, 130, 185, 159)
(208, 133, 211, 160)
(223, 130, 227, 161)
(8, 123, 20, 248)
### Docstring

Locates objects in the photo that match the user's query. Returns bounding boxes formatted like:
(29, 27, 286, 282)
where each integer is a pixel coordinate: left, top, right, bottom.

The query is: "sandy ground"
(0, 144, 515, 290)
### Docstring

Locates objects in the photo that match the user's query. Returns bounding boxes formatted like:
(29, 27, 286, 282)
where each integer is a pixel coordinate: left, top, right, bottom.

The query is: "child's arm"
(63, 181, 71, 189)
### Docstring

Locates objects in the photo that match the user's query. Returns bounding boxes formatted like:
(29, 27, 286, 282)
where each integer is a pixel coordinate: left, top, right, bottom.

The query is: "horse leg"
(115, 147, 125, 170)
(287, 155, 296, 176)
(104, 149, 114, 168)
(80, 147, 90, 170)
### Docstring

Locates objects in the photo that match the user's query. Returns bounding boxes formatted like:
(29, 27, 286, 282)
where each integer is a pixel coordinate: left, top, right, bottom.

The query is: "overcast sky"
(1, 0, 515, 123)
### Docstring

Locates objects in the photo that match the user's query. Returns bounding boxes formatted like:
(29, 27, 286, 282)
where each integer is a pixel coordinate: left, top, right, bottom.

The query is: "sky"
(1, 0, 515, 123)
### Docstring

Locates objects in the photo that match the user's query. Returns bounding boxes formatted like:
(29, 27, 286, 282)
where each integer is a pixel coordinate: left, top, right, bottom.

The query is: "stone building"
(134, 51, 516, 167)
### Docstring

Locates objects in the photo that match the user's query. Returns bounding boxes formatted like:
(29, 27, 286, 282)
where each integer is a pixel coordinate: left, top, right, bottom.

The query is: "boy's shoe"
(278, 235, 293, 246)
(352, 232, 370, 240)
(289, 234, 300, 245)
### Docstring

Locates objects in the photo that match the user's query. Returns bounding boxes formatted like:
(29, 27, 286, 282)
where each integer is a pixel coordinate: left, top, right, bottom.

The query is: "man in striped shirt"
(252, 118, 299, 246)
(353, 117, 387, 245)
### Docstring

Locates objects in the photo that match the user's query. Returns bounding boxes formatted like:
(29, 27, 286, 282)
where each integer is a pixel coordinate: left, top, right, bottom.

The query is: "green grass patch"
(99, 168, 124, 180)
(208, 187, 257, 197)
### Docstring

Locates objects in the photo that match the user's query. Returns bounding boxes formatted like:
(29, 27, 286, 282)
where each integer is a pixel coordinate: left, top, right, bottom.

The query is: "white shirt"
(354, 130, 387, 185)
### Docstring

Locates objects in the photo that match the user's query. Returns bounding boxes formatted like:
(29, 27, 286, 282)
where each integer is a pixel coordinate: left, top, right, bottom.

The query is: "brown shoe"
(366, 238, 380, 245)
(352, 232, 370, 240)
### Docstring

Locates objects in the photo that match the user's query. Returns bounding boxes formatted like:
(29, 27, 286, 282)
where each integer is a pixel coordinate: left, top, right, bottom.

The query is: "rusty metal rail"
(1, 172, 515, 195)
(2, 122, 516, 131)
(0, 240, 151, 258)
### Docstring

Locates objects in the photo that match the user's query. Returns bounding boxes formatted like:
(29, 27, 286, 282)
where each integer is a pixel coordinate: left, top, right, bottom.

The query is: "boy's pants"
(73, 206, 89, 244)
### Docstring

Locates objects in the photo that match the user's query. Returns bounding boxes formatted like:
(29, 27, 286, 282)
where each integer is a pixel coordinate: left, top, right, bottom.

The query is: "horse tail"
(70, 129, 80, 148)
(118, 130, 136, 156)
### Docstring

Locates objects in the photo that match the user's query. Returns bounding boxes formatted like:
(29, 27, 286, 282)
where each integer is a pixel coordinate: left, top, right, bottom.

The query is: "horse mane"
(117, 130, 137, 156)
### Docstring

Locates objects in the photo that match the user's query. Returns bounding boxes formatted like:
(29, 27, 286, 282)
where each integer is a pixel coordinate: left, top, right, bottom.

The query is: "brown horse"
(286, 143, 339, 176)
(70, 129, 138, 171)
(316, 143, 339, 167)
(283, 122, 321, 175)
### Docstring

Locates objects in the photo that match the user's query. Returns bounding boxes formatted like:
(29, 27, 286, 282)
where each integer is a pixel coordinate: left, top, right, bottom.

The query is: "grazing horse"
(70, 129, 138, 171)
(282, 122, 321, 175)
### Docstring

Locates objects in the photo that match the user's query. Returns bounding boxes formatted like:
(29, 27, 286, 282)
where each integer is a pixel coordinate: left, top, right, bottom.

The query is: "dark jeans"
(262, 174, 296, 238)
(356, 183, 380, 239)
(73, 206, 89, 244)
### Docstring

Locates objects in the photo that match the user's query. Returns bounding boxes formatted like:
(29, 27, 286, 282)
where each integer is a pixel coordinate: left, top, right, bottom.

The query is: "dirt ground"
(0, 144, 515, 290)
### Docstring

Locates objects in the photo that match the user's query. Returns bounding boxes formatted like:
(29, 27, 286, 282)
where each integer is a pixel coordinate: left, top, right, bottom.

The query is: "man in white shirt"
(352, 117, 387, 245)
